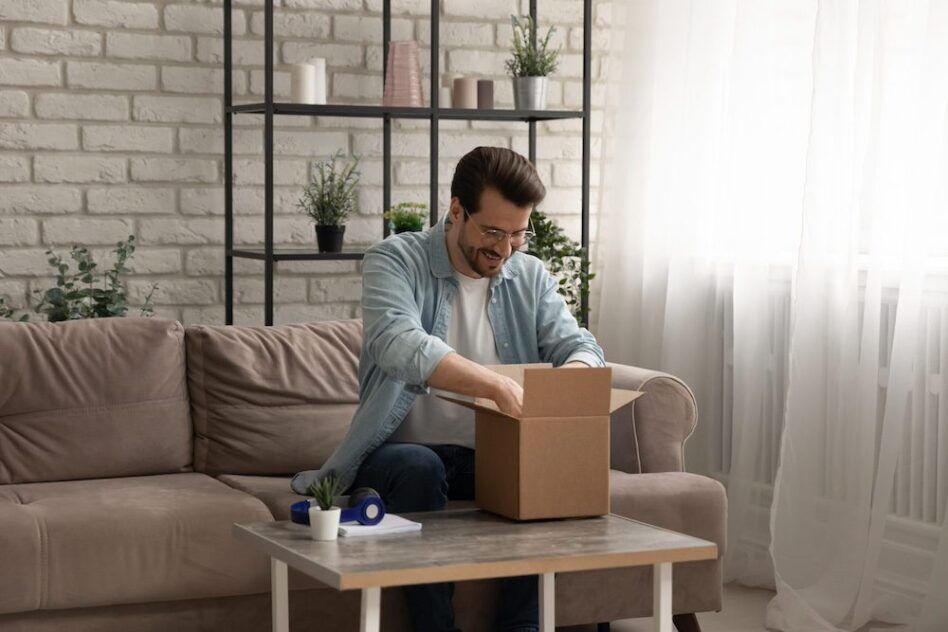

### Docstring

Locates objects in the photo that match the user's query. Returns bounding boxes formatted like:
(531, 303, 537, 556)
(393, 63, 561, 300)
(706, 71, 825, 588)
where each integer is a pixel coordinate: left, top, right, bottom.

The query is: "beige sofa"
(0, 317, 725, 632)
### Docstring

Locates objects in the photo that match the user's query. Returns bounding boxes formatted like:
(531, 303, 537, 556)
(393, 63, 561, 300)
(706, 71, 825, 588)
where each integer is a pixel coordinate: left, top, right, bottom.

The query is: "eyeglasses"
(461, 206, 536, 248)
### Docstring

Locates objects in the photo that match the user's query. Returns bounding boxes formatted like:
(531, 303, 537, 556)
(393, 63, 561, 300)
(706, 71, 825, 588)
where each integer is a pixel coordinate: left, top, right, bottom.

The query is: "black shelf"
(230, 247, 365, 261)
(223, 0, 593, 325)
(229, 102, 585, 122)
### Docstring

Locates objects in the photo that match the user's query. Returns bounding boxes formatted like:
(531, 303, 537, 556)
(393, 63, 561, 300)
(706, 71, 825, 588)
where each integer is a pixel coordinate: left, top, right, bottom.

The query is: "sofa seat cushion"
(608, 470, 727, 555)
(216, 474, 476, 522)
(216, 474, 305, 521)
(0, 473, 274, 615)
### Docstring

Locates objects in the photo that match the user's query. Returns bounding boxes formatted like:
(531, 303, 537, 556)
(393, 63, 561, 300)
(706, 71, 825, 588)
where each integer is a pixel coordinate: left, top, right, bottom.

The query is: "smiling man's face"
(448, 186, 533, 279)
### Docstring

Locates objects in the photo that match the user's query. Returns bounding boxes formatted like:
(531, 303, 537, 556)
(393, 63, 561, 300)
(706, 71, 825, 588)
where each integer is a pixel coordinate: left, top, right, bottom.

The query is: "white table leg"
(361, 586, 381, 632)
(539, 572, 555, 632)
(653, 562, 672, 632)
(271, 558, 289, 632)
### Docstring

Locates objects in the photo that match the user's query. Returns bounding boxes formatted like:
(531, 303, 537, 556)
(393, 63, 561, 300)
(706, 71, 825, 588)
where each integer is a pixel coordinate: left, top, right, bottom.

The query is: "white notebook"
(338, 513, 422, 537)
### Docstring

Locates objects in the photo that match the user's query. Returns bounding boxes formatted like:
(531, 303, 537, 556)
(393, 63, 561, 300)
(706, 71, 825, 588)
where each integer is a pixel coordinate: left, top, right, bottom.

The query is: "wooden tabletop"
(233, 509, 718, 590)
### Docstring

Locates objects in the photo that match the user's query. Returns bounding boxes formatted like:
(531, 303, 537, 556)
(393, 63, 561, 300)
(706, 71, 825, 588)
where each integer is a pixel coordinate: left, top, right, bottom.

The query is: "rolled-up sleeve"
(535, 265, 605, 368)
(361, 245, 455, 388)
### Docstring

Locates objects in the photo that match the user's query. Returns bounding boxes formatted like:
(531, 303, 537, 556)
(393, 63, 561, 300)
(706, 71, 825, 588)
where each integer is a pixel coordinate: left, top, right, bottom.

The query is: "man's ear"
(448, 198, 461, 224)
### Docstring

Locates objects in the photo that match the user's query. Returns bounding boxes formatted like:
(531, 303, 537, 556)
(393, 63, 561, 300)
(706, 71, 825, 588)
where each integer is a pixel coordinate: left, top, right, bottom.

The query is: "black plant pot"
(315, 225, 345, 253)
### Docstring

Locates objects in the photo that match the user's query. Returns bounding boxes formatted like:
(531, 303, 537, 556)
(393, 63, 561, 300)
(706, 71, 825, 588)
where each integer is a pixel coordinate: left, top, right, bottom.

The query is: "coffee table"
(232, 509, 717, 632)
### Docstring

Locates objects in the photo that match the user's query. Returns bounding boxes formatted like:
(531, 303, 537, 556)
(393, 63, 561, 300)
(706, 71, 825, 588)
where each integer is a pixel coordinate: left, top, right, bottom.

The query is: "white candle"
(439, 86, 452, 108)
(307, 57, 327, 105)
(291, 63, 317, 104)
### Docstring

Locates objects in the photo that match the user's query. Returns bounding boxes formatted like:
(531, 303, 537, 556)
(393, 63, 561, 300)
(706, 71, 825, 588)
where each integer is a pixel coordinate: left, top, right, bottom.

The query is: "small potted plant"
(505, 15, 561, 111)
(383, 201, 428, 234)
(306, 473, 346, 541)
(298, 150, 360, 253)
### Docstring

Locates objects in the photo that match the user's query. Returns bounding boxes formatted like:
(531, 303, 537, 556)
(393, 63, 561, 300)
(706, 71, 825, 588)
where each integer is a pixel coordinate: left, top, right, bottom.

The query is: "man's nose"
(495, 237, 513, 257)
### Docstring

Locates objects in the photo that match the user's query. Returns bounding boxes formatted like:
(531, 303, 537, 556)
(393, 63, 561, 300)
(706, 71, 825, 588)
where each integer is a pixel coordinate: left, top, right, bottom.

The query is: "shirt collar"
(428, 214, 519, 285)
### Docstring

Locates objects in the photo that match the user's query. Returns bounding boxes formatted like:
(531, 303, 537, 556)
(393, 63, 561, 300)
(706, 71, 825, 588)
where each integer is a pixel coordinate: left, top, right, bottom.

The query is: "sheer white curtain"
(594, 1, 948, 631)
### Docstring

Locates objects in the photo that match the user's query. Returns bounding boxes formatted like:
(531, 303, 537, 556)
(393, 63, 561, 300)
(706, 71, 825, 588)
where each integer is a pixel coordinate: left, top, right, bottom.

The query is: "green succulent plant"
(504, 15, 561, 78)
(307, 473, 345, 511)
(384, 202, 428, 233)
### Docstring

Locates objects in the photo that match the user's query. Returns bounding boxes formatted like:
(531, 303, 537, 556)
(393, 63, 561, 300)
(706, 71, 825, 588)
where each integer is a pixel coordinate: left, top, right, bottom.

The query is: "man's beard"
(458, 231, 505, 277)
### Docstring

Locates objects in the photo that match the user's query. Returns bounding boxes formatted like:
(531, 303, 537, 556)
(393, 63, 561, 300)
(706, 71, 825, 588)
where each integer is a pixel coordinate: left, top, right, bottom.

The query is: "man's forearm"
(426, 351, 503, 400)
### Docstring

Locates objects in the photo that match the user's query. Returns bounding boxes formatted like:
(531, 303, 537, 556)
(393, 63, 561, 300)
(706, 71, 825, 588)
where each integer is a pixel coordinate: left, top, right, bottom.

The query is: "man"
(291, 146, 605, 631)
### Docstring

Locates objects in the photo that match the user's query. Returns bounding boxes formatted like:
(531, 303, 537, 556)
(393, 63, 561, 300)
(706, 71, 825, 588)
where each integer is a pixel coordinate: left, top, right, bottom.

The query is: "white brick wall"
(0, 0, 607, 326)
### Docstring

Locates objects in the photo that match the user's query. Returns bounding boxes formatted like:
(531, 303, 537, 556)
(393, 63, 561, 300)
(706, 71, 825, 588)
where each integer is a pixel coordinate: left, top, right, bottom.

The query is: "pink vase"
(383, 41, 424, 107)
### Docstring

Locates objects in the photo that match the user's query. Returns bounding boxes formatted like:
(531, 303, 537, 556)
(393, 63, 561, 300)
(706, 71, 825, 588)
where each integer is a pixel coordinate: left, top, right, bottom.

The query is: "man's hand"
(489, 374, 524, 418)
(559, 361, 589, 368)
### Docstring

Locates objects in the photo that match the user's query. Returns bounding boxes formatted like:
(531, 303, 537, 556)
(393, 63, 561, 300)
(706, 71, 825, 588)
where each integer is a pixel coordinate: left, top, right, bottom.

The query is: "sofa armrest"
(608, 362, 698, 474)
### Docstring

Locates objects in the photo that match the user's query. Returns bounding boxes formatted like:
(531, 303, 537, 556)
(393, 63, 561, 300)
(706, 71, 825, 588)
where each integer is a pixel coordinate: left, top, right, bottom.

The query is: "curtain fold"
(594, 1, 948, 630)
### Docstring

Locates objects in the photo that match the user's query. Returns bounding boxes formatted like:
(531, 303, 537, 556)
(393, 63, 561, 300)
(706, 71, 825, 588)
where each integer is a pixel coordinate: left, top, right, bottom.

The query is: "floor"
(560, 583, 776, 632)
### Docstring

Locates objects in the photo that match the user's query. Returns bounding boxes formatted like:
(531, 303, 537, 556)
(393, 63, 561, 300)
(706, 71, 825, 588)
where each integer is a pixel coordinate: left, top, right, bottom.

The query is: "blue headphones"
(290, 487, 386, 527)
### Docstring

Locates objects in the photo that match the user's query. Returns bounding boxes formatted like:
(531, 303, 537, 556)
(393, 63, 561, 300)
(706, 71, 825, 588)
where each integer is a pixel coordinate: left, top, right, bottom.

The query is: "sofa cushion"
(185, 319, 362, 476)
(0, 474, 273, 615)
(0, 318, 192, 484)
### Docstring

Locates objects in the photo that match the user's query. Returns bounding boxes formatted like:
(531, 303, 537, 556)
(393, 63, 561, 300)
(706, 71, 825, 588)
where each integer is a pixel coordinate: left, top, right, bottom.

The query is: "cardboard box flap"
(610, 388, 644, 413)
(436, 395, 519, 421)
(521, 366, 613, 417)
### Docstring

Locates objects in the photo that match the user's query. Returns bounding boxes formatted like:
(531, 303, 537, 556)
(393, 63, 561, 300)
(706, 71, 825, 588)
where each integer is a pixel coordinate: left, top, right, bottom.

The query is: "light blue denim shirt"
(290, 214, 605, 494)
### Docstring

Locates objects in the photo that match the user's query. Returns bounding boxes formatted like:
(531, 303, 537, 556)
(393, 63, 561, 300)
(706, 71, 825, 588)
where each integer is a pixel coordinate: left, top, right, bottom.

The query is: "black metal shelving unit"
(223, 0, 593, 325)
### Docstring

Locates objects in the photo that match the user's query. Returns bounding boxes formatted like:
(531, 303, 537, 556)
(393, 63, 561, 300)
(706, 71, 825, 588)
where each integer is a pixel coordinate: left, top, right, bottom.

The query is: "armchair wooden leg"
(672, 613, 701, 632)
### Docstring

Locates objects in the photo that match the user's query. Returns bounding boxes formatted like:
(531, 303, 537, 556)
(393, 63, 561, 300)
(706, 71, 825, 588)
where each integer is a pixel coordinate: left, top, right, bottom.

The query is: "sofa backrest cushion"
(0, 317, 192, 484)
(185, 319, 362, 476)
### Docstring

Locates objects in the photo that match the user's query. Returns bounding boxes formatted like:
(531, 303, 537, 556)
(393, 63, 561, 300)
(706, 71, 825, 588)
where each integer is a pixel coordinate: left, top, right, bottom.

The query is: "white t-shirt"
(388, 272, 501, 449)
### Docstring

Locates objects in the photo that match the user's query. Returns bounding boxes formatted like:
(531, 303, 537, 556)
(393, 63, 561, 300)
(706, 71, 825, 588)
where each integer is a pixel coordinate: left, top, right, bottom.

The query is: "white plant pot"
(308, 505, 341, 541)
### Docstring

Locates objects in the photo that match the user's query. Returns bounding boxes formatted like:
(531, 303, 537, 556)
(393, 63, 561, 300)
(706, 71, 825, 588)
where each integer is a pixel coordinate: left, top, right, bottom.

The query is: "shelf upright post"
(264, 0, 275, 325)
(383, 0, 391, 238)
(224, 0, 234, 324)
(528, 0, 537, 165)
(429, 0, 439, 225)
(581, 0, 592, 322)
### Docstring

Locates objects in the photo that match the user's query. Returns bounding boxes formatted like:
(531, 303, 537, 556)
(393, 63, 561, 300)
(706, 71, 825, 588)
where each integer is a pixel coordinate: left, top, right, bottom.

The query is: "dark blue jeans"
(350, 442, 539, 632)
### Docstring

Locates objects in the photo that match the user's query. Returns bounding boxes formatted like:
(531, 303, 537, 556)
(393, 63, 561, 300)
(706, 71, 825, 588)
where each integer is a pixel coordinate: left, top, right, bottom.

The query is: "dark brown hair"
(450, 146, 546, 215)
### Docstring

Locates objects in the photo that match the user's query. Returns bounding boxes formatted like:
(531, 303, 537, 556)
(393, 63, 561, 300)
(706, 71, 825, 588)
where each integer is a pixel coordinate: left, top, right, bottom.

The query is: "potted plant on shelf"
(504, 14, 561, 111)
(298, 150, 360, 253)
(307, 473, 346, 541)
(383, 201, 428, 234)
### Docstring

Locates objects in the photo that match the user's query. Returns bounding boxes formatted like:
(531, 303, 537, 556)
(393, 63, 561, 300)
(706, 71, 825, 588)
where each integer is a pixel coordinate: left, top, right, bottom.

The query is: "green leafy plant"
(527, 209, 595, 328)
(307, 473, 345, 510)
(0, 236, 158, 323)
(298, 150, 361, 227)
(383, 202, 427, 233)
(504, 15, 561, 78)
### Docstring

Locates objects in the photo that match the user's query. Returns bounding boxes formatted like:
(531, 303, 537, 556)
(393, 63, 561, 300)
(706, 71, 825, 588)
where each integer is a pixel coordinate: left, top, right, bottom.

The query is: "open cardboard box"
(438, 364, 644, 521)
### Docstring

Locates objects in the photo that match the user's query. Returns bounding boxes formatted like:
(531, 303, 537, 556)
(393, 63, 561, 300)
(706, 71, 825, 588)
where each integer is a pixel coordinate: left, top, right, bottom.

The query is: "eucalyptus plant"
(527, 209, 595, 328)
(0, 235, 157, 323)
(504, 15, 561, 77)
(307, 473, 345, 511)
(298, 150, 361, 227)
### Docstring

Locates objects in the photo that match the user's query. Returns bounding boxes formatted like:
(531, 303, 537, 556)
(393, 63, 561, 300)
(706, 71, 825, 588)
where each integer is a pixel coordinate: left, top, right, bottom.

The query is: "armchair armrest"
(608, 362, 698, 474)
